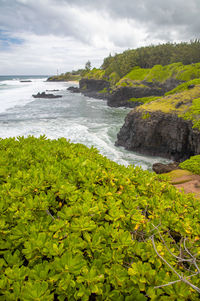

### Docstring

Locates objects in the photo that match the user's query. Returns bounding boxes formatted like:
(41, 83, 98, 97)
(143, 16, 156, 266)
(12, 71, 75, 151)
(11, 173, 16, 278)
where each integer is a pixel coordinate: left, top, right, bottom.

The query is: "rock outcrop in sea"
(32, 92, 62, 99)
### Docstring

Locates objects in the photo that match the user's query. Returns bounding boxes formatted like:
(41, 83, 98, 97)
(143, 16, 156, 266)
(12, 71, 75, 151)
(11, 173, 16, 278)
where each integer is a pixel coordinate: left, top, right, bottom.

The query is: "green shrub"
(142, 112, 151, 119)
(48, 73, 81, 82)
(182, 97, 200, 129)
(128, 96, 160, 104)
(84, 69, 106, 80)
(117, 63, 200, 86)
(0, 136, 200, 300)
(179, 155, 200, 175)
(165, 79, 200, 96)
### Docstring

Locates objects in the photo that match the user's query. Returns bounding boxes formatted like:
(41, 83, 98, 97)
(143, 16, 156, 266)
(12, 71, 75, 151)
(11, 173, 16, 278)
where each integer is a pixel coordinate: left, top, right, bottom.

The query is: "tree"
(85, 60, 91, 71)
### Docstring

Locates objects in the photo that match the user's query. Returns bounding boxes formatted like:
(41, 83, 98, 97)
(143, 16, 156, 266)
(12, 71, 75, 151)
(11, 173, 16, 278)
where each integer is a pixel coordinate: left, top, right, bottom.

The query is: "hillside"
(101, 40, 200, 78)
(79, 63, 200, 108)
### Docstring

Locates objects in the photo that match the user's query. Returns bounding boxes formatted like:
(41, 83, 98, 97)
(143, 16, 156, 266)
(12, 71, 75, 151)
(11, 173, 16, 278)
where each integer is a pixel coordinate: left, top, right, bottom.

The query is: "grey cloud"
(0, 0, 200, 49)
(59, 0, 200, 41)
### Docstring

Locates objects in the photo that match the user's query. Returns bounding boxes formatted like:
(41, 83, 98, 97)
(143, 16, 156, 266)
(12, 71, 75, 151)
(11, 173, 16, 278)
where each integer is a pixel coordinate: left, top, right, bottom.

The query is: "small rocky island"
(32, 92, 62, 99)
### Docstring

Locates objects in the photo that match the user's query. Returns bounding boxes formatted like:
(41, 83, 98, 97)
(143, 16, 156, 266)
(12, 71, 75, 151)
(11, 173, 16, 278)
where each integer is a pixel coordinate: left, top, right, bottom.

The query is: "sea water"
(0, 76, 169, 169)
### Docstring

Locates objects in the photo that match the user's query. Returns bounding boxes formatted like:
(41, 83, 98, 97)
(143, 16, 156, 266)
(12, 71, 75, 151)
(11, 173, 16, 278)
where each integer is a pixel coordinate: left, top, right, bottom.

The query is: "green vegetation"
(82, 62, 200, 92)
(166, 169, 194, 183)
(48, 41, 200, 88)
(99, 87, 108, 94)
(85, 61, 92, 71)
(47, 72, 82, 82)
(128, 96, 160, 104)
(101, 40, 200, 79)
(0, 136, 200, 300)
(115, 63, 200, 88)
(137, 85, 200, 129)
(165, 78, 200, 96)
(182, 97, 200, 129)
(83, 68, 106, 80)
(180, 155, 200, 175)
(141, 112, 151, 119)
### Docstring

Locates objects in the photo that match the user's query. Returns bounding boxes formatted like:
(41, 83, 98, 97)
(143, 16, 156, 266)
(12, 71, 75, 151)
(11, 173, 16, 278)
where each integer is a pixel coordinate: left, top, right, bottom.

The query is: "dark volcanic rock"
(32, 92, 62, 99)
(116, 110, 200, 161)
(79, 78, 110, 100)
(79, 78, 110, 91)
(67, 86, 80, 93)
(46, 89, 60, 92)
(188, 84, 195, 89)
(108, 79, 183, 108)
(152, 162, 179, 174)
(77, 78, 183, 107)
(107, 86, 162, 108)
(46, 77, 65, 82)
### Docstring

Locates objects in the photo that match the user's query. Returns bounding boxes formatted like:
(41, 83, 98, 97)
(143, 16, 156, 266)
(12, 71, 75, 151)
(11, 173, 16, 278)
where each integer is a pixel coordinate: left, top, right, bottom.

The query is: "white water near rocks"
(0, 76, 170, 170)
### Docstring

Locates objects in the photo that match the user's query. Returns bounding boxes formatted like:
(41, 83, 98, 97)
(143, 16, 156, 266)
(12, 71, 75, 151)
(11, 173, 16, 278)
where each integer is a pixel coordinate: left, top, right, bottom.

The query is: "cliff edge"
(116, 85, 200, 160)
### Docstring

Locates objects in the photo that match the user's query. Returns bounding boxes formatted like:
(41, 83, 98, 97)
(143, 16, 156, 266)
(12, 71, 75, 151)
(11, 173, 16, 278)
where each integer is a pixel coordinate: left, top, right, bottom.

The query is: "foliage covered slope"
(179, 155, 200, 175)
(0, 136, 200, 300)
(137, 84, 200, 130)
(47, 71, 83, 82)
(48, 40, 200, 85)
(101, 40, 200, 78)
(84, 63, 200, 87)
(117, 63, 200, 87)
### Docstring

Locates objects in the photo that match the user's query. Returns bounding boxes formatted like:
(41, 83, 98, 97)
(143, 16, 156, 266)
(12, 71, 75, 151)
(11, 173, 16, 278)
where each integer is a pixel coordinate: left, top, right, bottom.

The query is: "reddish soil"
(173, 174, 200, 199)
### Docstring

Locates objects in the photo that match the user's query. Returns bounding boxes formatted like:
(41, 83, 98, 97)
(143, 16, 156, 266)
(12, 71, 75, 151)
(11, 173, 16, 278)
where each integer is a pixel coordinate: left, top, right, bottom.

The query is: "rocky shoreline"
(54, 77, 200, 163)
(116, 110, 200, 161)
(68, 77, 182, 108)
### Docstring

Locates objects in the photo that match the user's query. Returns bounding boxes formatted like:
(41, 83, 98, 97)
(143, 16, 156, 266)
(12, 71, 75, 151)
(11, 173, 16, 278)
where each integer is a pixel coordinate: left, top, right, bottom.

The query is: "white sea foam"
(0, 77, 170, 169)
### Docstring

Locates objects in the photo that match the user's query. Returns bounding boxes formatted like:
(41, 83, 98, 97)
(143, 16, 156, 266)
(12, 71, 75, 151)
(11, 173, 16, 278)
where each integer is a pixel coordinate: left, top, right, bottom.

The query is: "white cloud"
(0, 0, 200, 74)
(0, 32, 126, 75)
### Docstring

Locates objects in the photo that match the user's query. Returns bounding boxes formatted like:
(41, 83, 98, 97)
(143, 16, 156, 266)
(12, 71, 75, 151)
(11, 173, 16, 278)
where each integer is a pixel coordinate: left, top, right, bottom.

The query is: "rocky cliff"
(78, 78, 111, 100)
(116, 110, 200, 161)
(77, 78, 182, 108)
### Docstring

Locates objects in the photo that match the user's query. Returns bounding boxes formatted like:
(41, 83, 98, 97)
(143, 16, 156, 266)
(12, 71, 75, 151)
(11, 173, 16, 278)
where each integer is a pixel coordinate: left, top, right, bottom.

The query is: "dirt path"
(168, 170, 200, 199)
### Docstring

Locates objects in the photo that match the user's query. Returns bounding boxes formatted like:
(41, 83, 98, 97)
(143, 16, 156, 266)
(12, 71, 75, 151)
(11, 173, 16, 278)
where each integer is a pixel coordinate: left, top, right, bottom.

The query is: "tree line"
(101, 40, 200, 78)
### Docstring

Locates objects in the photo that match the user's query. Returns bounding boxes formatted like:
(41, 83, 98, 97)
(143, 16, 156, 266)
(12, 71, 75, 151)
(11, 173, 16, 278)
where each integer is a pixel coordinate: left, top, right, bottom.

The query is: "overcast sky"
(0, 0, 199, 75)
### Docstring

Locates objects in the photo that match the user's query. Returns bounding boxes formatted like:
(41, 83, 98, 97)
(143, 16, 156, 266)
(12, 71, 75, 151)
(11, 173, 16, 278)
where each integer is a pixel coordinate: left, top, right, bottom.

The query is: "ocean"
(0, 75, 169, 169)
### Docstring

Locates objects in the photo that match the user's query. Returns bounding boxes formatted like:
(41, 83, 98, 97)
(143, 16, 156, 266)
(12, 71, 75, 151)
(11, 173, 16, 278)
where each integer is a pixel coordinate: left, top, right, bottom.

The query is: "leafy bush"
(182, 97, 200, 129)
(0, 136, 200, 300)
(83, 69, 106, 80)
(48, 73, 81, 82)
(119, 63, 200, 85)
(128, 96, 160, 104)
(180, 155, 200, 175)
(165, 78, 200, 96)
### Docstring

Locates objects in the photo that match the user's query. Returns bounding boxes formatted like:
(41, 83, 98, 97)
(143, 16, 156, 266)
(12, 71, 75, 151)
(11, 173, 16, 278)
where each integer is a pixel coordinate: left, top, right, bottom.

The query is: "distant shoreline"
(67, 80, 79, 84)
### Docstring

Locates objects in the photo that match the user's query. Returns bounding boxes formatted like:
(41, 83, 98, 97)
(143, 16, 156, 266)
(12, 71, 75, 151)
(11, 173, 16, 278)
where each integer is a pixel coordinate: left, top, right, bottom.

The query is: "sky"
(0, 0, 200, 75)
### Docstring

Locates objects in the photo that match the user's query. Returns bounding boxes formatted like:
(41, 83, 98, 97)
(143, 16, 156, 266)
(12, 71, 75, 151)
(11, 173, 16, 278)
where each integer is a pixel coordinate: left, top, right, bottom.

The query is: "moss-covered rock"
(138, 85, 200, 130)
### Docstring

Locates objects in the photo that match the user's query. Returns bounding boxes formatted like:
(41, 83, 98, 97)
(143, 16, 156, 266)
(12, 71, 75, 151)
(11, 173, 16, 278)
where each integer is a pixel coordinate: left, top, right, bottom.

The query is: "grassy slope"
(137, 85, 200, 129)
(116, 63, 200, 87)
(48, 73, 81, 82)
(83, 63, 200, 104)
